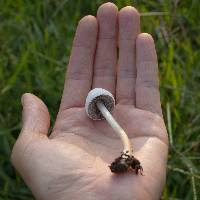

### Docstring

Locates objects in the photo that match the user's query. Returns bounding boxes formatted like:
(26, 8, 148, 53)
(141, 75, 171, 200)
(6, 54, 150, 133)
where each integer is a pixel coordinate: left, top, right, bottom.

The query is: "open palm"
(11, 3, 168, 200)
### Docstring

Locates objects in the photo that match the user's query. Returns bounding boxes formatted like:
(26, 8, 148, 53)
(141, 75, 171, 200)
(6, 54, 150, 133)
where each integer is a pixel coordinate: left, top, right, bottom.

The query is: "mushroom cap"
(85, 88, 115, 120)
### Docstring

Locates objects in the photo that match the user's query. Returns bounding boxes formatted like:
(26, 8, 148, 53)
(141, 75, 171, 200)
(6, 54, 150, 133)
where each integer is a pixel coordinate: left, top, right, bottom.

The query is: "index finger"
(60, 16, 98, 111)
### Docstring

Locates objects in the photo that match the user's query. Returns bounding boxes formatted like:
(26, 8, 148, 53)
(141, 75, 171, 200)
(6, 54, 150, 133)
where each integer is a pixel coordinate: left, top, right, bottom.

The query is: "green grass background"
(0, 0, 200, 199)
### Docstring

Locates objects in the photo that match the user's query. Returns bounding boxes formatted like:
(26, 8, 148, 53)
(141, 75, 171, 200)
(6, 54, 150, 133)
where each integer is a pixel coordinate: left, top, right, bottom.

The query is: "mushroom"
(85, 88, 143, 174)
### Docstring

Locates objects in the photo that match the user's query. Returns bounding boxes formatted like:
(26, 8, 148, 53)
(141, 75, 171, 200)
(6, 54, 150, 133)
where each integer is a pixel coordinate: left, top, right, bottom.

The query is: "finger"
(136, 33, 162, 116)
(21, 93, 50, 135)
(116, 6, 140, 105)
(11, 93, 49, 177)
(92, 2, 118, 95)
(60, 16, 98, 110)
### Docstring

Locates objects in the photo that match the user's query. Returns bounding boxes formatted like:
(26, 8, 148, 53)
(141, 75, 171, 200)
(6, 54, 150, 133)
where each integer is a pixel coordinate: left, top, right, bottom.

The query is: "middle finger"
(92, 2, 118, 95)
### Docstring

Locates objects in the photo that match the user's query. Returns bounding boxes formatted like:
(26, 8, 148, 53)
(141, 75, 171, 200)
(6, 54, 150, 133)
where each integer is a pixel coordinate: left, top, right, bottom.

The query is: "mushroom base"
(109, 152, 143, 175)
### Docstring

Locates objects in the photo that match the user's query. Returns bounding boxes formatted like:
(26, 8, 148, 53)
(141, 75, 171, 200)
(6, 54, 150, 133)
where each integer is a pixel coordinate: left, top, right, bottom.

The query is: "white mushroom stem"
(96, 100, 132, 155)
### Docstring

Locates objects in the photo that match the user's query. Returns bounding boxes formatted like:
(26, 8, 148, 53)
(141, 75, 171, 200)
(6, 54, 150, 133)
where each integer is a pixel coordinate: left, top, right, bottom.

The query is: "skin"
(11, 3, 168, 200)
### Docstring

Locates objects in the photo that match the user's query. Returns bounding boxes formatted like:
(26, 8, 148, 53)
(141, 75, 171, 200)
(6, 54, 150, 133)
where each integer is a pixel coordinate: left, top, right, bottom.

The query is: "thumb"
(11, 93, 50, 166)
(21, 93, 50, 135)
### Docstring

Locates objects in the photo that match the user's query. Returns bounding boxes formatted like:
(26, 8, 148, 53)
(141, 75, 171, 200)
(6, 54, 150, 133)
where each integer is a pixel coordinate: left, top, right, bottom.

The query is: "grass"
(0, 0, 200, 199)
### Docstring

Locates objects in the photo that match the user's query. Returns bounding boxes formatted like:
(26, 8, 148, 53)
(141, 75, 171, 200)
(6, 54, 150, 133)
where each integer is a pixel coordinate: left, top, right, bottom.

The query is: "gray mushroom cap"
(85, 88, 115, 120)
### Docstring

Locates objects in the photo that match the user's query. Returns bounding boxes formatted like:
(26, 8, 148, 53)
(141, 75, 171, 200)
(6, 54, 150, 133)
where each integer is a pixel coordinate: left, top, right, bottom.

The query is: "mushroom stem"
(96, 100, 132, 155)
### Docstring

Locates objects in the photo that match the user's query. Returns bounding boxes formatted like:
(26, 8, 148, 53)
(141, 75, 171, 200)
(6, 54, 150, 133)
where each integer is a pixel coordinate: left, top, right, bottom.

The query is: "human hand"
(11, 3, 168, 200)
